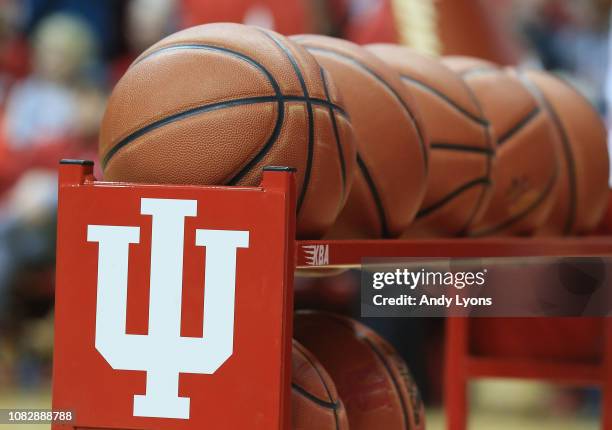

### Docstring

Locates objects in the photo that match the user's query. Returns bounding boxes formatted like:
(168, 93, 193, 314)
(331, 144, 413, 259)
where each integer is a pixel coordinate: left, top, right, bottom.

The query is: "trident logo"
(87, 198, 249, 420)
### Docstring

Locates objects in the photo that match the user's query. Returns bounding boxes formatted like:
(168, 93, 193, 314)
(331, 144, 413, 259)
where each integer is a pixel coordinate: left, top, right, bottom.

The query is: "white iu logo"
(87, 198, 249, 420)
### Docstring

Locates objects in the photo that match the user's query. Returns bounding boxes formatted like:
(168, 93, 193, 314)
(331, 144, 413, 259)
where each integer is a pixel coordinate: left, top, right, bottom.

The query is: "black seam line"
(261, 29, 314, 214)
(519, 72, 577, 234)
(460, 66, 499, 78)
(102, 95, 278, 168)
(400, 75, 488, 126)
(460, 139, 494, 235)
(430, 142, 494, 156)
(363, 338, 410, 430)
(297, 315, 343, 430)
(469, 163, 559, 237)
(320, 67, 347, 202)
(291, 383, 341, 410)
(497, 106, 541, 145)
(303, 44, 429, 170)
(459, 93, 496, 234)
(416, 177, 491, 218)
(334, 395, 341, 429)
(356, 154, 390, 238)
(286, 96, 348, 117)
(133, 44, 347, 116)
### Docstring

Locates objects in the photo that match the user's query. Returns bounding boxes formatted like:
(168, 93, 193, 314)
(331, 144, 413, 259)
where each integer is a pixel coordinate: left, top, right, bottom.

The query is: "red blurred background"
(0, 1, 610, 426)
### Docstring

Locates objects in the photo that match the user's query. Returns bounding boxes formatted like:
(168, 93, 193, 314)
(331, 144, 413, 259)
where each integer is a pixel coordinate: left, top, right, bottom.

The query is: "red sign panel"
(52, 161, 295, 430)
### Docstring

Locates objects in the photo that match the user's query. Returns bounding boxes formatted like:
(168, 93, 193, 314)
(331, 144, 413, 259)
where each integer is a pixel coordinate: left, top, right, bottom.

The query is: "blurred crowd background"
(0, 0, 610, 426)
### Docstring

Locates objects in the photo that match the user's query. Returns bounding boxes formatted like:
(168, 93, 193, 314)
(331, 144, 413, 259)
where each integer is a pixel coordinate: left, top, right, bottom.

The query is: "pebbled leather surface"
(292, 340, 349, 430)
(294, 35, 428, 239)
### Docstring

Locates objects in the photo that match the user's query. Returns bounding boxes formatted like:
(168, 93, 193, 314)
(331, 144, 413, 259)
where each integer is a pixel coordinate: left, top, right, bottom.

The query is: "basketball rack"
(52, 160, 612, 430)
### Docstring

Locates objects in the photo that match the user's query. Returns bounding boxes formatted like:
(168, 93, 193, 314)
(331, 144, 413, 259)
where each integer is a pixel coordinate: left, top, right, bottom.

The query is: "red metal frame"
(444, 319, 612, 430)
(53, 161, 296, 430)
(53, 160, 612, 429)
(605, 319, 612, 429)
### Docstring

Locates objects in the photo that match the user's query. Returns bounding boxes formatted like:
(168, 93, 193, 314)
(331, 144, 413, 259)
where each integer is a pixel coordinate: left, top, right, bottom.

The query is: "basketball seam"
(497, 106, 540, 145)
(108, 93, 277, 144)
(293, 341, 343, 427)
(102, 94, 348, 171)
(102, 95, 277, 168)
(320, 66, 348, 204)
(356, 154, 391, 238)
(301, 44, 429, 170)
(132, 42, 349, 121)
(519, 72, 577, 234)
(362, 337, 411, 430)
(408, 68, 495, 233)
(260, 30, 314, 214)
(132, 43, 349, 116)
(460, 96, 496, 233)
(429, 142, 494, 155)
(400, 75, 488, 126)
(416, 176, 491, 218)
(293, 382, 344, 430)
(291, 383, 341, 410)
(469, 163, 559, 237)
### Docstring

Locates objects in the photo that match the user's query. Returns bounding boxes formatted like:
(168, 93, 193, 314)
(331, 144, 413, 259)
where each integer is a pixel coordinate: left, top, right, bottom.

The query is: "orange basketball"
(292, 340, 349, 430)
(292, 35, 428, 239)
(368, 45, 494, 237)
(443, 57, 559, 236)
(518, 70, 610, 235)
(99, 23, 355, 239)
(294, 311, 426, 430)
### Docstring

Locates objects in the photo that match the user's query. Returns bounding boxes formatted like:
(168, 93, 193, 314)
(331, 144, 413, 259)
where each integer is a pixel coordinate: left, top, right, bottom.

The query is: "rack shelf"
(296, 237, 612, 268)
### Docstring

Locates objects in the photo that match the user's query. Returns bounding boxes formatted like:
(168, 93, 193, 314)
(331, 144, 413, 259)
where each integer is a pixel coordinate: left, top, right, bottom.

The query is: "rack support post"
(445, 317, 469, 430)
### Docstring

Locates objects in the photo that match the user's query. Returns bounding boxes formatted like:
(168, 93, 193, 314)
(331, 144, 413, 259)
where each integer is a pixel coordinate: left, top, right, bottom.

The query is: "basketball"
(292, 35, 428, 239)
(292, 340, 349, 430)
(99, 23, 355, 239)
(368, 44, 494, 237)
(294, 311, 426, 430)
(443, 57, 559, 236)
(519, 70, 610, 235)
